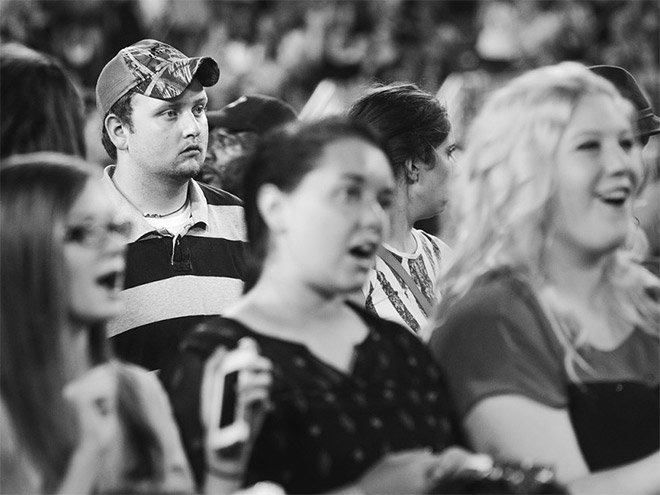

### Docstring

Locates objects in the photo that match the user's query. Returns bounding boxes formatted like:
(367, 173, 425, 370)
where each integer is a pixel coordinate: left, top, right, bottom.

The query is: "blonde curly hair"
(436, 62, 659, 379)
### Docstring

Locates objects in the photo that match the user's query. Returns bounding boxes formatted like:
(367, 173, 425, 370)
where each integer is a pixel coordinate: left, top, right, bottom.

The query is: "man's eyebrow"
(193, 94, 209, 106)
(154, 94, 208, 111)
(153, 100, 178, 112)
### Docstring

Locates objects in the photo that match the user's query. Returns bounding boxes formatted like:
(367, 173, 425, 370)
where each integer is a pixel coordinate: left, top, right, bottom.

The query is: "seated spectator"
(347, 83, 455, 335)
(427, 62, 659, 494)
(0, 153, 194, 494)
(0, 42, 86, 158)
(198, 94, 298, 198)
(162, 117, 470, 494)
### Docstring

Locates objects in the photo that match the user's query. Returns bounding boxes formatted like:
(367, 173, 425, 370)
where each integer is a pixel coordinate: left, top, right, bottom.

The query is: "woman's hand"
(63, 362, 121, 456)
(351, 447, 477, 495)
(201, 338, 273, 490)
(56, 363, 122, 493)
(200, 338, 273, 436)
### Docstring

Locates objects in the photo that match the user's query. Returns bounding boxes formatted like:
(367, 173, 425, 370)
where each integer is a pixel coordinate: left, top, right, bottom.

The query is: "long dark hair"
(0, 153, 165, 492)
(0, 43, 86, 159)
(0, 154, 104, 490)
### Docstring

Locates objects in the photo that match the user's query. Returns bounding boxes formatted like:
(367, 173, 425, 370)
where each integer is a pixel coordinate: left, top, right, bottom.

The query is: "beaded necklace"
(111, 177, 188, 218)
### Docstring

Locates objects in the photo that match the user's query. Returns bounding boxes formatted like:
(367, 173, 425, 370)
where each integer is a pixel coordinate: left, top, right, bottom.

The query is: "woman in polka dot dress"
(161, 118, 467, 494)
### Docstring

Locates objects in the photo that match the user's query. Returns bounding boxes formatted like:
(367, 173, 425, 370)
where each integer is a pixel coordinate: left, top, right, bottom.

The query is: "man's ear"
(404, 158, 420, 183)
(257, 184, 288, 234)
(104, 114, 129, 151)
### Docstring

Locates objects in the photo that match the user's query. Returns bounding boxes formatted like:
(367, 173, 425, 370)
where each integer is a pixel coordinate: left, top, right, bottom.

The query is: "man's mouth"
(181, 145, 201, 155)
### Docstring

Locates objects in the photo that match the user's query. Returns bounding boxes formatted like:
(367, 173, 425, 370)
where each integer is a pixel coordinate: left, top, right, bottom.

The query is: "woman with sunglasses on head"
(427, 62, 659, 494)
(0, 153, 193, 494)
(162, 117, 478, 495)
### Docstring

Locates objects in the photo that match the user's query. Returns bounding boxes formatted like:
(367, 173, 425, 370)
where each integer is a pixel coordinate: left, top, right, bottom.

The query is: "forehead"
(564, 93, 632, 136)
(313, 138, 394, 181)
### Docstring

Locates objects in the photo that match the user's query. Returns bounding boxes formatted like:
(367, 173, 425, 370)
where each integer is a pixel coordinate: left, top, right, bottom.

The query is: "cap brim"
(194, 57, 220, 87)
(642, 114, 660, 137)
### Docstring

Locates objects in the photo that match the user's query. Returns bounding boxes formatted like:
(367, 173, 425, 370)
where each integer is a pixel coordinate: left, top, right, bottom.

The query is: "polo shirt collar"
(102, 165, 209, 242)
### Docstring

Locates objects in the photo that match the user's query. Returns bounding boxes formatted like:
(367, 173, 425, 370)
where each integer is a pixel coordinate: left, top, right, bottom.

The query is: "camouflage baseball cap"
(95, 39, 220, 117)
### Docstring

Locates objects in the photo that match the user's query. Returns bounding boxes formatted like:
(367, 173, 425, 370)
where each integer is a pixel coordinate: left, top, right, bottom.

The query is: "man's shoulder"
(196, 181, 244, 207)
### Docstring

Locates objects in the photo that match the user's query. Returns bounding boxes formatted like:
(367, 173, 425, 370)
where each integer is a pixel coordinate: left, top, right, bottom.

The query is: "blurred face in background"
(272, 137, 395, 295)
(552, 93, 642, 259)
(64, 180, 128, 324)
(634, 137, 660, 258)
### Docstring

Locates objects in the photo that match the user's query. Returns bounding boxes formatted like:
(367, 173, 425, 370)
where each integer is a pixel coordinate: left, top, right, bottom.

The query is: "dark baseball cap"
(206, 94, 298, 134)
(95, 39, 220, 117)
(589, 65, 660, 141)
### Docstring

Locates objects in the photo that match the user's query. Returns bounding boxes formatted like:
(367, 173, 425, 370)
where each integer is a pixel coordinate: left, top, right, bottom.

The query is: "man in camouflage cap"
(96, 39, 248, 371)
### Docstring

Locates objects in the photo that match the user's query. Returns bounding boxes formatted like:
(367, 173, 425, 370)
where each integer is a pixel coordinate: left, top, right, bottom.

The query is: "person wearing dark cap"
(95, 39, 248, 372)
(589, 65, 660, 146)
(590, 65, 660, 275)
(198, 94, 298, 197)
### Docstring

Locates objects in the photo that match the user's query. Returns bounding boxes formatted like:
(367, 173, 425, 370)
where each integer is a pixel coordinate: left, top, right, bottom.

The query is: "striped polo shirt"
(102, 166, 247, 371)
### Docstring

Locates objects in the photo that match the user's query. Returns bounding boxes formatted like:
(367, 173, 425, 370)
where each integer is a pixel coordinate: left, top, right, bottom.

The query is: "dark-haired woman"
(162, 118, 465, 495)
(347, 83, 456, 335)
(1, 153, 193, 494)
(0, 43, 87, 159)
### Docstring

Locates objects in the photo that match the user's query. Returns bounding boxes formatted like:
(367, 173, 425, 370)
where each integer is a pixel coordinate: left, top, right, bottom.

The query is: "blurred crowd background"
(1, 0, 658, 164)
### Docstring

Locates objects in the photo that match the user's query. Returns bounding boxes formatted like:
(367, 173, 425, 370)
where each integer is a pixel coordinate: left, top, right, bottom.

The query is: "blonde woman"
(427, 62, 659, 494)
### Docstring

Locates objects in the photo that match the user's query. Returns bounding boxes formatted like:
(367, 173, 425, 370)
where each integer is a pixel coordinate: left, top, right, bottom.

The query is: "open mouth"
(349, 242, 378, 260)
(96, 270, 124, 291)
(596, 188, 630, 207)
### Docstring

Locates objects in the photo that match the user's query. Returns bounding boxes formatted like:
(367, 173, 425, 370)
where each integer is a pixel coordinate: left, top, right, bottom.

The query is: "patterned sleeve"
(427, 274, 568, 420)
(159, 319, 246, 490)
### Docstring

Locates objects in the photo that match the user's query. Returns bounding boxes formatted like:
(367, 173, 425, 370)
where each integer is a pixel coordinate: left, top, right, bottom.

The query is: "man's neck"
(385, 194, 417, 253)
(111, 162, 191, 216)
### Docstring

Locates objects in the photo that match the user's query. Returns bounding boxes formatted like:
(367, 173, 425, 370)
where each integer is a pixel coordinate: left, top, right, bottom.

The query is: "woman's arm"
(56, 444, 107, 494)
(328, 447, 483, 495)
(465, 395, 660, 494)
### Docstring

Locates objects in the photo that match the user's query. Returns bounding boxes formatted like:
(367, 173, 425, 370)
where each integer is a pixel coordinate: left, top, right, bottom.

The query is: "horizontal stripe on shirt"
(108, 275, 244, 337)
(124, 235, 247, 289)
(111, 315, 210, 371)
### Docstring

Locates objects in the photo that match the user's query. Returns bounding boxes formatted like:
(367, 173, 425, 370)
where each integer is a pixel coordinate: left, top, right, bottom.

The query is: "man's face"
(124, 78, 209, 182)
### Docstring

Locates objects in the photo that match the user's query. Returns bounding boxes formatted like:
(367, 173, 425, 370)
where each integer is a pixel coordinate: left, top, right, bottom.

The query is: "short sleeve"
(427, 274, 568, 420)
